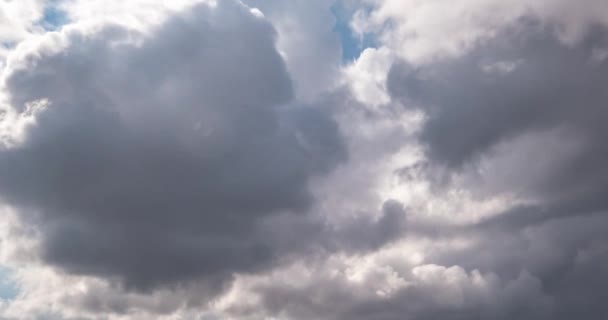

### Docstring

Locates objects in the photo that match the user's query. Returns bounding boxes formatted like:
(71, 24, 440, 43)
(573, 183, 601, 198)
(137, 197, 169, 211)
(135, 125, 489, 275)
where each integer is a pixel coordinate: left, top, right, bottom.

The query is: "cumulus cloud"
(387, 23, 608, 221)
(2, 0, 608, 319)
(378, 4, 608, 320)
(0, 0, 46, 64)
(0, 0, 345, 291)
(218, 246, 554, 320)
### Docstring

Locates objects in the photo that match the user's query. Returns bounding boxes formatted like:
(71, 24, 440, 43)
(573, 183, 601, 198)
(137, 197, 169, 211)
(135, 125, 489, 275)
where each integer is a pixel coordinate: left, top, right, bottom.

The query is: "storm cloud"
(0, 0, 345, 290)
(376, 15, 608, 320)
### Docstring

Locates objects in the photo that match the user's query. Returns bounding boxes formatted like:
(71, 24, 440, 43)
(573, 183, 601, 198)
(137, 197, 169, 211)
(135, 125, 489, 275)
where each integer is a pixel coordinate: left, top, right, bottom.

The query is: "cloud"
(388, 24, 608, 210)
(242, 0, 343, 100)
(0, 0, 345, 291)
(218, 248, 554, 320)
(0, 0, 47, 64)
(380, 11, 608, 320)
(354, 0, 608, 64)
(208, 1, 608, 319)
(2, 0, 608, 319)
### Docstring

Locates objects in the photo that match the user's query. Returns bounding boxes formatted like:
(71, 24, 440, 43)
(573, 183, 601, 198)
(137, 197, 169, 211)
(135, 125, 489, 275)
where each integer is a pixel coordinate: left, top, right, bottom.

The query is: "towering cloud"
(0, 0, 345, 291)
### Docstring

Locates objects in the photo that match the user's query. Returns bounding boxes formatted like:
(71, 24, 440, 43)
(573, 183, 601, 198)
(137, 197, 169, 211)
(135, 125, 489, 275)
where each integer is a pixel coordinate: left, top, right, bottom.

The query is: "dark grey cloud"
(315, 199, 408, 252)
(388, 23, 608, 172)
(3, 2, 608, 320)
(383, 21, 608, 320)
(0, 0, 346, 291)
(218, 19, 608, 320)
(422, 211, 608, 320)
(388, 21, 608, 215)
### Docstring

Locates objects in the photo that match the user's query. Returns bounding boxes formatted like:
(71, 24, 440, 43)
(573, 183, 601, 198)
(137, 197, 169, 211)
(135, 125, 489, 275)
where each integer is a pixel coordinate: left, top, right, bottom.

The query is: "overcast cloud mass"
(1, 0, 608, 319)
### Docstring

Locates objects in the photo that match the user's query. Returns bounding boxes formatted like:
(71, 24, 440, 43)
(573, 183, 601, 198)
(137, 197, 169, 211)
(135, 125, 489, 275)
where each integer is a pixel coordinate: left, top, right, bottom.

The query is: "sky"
(0, 266, 16, 300)
(1, 0, 608, 319)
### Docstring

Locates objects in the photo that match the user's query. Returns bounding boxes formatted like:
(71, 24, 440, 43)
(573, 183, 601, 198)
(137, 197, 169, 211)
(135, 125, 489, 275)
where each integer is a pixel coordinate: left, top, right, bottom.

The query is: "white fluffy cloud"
(354, 0, 608, 63)
(0, 0, 46, 66)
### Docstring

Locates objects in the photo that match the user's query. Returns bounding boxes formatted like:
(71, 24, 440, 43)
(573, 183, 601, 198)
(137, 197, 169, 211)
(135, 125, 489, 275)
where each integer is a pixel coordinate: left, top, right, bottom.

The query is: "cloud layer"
(1, 0, 608, 319)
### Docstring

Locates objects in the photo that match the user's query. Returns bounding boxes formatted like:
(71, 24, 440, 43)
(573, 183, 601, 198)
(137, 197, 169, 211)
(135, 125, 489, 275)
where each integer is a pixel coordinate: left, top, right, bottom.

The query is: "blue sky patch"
(39, 1, 69, 31)
(331, 2, 376, 63)
(0, 266, 18, 301)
